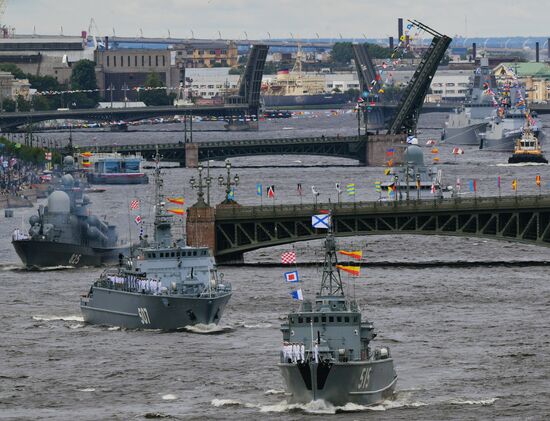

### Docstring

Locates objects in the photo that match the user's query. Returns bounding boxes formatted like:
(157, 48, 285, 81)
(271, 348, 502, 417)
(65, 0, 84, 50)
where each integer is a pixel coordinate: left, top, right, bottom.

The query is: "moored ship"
(80, 154, 232, 330)
(508, 118, 548, 164)
(278, 222, 397, 406)
(84, 152, 148, 185)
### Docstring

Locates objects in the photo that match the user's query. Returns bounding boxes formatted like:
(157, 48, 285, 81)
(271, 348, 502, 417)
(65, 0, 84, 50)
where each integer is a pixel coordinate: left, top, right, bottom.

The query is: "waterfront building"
(493, 62, 550, 103)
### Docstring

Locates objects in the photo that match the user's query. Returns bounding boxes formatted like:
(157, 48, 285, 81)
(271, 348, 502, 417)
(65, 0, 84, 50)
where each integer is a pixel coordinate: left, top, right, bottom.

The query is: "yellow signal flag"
(336, 264, 361, 276)
(536, 175, 541, 186)
(338, 250, 363, 260)
(167, 197, 185, 205)
(167, 208, 185, 215)
(384, 168, 391, 176)
(512, 179, 517, 191)
(387, 159, 394, 167)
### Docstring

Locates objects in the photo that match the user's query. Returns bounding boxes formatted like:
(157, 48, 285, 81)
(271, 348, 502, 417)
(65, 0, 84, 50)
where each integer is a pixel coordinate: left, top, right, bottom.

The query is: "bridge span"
(184, 194, 550, 262)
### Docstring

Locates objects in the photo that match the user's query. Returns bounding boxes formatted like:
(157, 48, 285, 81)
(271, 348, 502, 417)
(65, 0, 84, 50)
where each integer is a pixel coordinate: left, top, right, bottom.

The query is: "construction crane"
(0, 0, 9, 38)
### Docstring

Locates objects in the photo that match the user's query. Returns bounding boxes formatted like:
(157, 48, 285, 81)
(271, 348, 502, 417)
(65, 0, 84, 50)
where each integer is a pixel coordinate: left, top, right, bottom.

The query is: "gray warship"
(278, 226, 397, 406)
(381, 145, 448, 200)
(80, 156, 232, 330)
(480, 109, 543, 152)
(12, 157, 128, 269)
(442, 58, 498, 146)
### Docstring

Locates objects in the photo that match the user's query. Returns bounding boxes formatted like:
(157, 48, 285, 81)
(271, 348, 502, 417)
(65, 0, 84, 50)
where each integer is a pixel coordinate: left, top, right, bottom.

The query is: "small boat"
(83, 152, 149, 185)
(508, 118, 548, 164)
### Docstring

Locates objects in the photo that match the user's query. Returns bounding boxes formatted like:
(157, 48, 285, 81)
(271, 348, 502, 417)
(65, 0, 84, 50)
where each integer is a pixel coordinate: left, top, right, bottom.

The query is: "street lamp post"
(205, 160, 214, 206)
(218, 159, 239, 204)
(189, 163, 207, 206)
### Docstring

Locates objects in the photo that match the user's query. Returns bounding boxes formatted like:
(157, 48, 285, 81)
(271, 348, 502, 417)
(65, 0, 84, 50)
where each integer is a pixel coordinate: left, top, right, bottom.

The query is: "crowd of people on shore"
(0, 154, 43, 196)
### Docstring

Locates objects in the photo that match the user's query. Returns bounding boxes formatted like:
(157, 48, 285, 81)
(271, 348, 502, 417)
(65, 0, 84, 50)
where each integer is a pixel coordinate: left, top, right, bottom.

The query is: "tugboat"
(278, 222, 397, 406)
(12, 156, 129, 269)
(508, 117, 548, 164)
(80, 154, 232, 330)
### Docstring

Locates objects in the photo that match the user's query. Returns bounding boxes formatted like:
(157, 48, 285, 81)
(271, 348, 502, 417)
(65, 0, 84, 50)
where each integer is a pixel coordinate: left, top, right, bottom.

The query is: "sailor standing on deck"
(300, 343, 305, 362)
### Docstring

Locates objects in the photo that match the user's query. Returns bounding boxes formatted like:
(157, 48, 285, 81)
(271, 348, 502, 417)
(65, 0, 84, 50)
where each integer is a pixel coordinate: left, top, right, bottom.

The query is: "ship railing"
(12, 229, 29, 241)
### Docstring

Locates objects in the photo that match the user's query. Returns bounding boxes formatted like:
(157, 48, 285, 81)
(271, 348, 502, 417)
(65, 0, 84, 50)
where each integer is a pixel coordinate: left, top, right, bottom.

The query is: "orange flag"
(167, 197, 185, 205)
(167, 208, 185, 215)
(338, 250, 363, 260)
(336, 265, 361, 276)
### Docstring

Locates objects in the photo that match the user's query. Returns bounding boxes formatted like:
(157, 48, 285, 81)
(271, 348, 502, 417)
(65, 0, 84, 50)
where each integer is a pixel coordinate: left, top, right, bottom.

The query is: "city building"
(0, 34, 94, 84)
(0, 71, 30, 102)
(493, 62, 550, 103)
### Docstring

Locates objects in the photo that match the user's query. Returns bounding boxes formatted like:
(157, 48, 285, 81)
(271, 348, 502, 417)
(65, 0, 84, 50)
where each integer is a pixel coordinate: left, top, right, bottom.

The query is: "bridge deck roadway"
(213, 194, 550, 259)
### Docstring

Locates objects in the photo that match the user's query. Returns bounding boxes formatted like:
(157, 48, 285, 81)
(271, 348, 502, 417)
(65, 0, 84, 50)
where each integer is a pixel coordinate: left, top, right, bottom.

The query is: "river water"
(1, 111, 549, 420)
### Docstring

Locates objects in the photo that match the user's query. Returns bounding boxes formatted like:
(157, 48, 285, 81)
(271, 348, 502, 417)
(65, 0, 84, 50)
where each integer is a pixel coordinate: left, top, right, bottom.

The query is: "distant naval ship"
(80, 155, 232, 330)
(278, 225, 397, 406)
(442, 58, 498, 146)
(12, 156, 128, 269)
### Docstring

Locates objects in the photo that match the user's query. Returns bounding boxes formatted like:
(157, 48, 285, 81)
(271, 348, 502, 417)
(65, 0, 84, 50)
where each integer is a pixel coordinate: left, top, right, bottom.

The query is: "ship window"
(321, 317, 326, 323)
(152, 253, 156, 258)
(193, 251, 197, 256)
(329, 316, 334, 322)
(313, 317, 318, 323)
(171, 252, 175, 257)
(160, 253, 164, 257)
(344, 317, 350, 323)
(306, 317, 311, 323)
(298, 317, 303, 323)
(337, 316, 342, 322)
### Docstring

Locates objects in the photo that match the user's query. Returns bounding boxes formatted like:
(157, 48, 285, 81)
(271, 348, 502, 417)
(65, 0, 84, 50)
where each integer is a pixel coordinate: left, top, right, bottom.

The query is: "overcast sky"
(5, 1, 550, 39)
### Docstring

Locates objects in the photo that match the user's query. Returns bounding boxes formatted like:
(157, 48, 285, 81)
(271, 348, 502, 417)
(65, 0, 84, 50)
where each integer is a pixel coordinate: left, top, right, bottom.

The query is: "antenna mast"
(319, 216, 344, 296)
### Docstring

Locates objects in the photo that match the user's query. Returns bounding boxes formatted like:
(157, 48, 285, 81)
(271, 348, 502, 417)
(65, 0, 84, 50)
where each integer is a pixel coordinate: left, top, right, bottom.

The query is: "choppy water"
(1, 111, 549, 420)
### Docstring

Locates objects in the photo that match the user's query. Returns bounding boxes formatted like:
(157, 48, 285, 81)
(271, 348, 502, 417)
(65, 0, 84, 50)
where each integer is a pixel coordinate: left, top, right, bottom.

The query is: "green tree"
(32, 95, 52, 111)
(140, 72, 171, 106)
(2, 98, 15, 112)
(0, 63, 26, 79)
(330, 42, 353, 64)
(16, 95, 31, 112)
(69, 59, 99, 108)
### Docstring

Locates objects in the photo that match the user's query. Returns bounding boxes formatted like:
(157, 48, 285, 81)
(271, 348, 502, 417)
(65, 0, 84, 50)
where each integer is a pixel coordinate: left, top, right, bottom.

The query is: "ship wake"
(182, 323, 232, 334)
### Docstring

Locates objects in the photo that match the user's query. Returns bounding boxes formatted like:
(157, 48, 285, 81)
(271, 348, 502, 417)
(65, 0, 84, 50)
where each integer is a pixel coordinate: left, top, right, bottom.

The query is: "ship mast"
(319, 217, 344, 296)
(152, 147, 173, 247)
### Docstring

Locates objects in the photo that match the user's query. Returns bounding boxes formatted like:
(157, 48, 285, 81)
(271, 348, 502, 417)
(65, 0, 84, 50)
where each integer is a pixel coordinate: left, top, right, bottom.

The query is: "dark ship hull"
(508, 153, 548, 164)
(262, 93, 349, 108)
(279, 359, 396, 406)
(87, 173, 149, 185)
(12, 239, 129, 269)
(80, 287, 231, 330)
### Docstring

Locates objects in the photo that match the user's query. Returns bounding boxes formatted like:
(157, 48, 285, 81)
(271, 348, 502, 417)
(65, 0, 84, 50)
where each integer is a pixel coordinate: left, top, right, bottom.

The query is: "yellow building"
(184, 41, 238, 68)
(493, 62, 550, 103)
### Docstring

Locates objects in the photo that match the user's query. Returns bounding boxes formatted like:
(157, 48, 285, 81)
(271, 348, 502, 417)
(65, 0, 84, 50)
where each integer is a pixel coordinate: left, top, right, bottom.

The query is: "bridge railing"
(215, 194, 550, 220)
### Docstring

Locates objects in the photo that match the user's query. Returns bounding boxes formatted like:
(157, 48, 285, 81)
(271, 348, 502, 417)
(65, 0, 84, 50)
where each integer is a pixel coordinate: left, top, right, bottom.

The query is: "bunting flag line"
(336, 265, 361, 276)
(338, 250, 363, 260)
(281, 251, 297, 264)
(167, 197, 184, 205)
